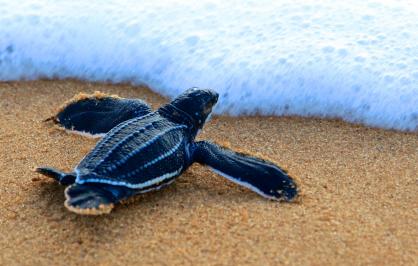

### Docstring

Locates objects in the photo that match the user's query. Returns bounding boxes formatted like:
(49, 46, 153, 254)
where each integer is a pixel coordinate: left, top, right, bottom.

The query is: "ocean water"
(0, 0, 417, 131)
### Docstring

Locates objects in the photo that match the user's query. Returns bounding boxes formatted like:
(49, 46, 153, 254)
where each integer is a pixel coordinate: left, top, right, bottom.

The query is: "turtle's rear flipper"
(52, 92, 152, 136)
(193, 141, 298, 201)
(36, 167, 76, 185)
(64, 183, 135, 215)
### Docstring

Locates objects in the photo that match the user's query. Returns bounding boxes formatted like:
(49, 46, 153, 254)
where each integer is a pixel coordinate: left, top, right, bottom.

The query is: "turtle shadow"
(33, 180, 67, 215)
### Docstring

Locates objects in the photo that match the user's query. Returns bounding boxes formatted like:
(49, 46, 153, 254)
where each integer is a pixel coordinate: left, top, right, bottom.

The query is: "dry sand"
(0, 80, 417, 265)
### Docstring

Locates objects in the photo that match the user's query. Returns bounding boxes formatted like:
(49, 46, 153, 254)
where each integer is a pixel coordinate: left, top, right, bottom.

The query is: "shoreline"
(1, 80, 417, 265)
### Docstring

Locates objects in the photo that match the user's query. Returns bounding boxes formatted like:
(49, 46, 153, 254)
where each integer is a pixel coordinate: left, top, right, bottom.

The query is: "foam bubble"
(0, 0, 417, 131)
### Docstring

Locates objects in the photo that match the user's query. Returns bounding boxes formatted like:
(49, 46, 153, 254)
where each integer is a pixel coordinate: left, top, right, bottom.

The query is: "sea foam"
(0, 0, 417, 131)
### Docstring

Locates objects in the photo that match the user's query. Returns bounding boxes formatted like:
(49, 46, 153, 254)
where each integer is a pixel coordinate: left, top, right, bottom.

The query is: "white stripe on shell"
(137, 178, 175, 194)
(90, 113, 156, 157)
(96, 122, 156, 168)
(75, 166, 183, 189)
(102, 125, 187, 172)
(102, 112, 155, 141)
(208, 167, 283, 201)
(117, 136, 184, 178)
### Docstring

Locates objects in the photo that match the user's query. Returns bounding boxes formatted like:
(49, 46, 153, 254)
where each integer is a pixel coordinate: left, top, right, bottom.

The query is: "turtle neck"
(157, 104, 198, 132)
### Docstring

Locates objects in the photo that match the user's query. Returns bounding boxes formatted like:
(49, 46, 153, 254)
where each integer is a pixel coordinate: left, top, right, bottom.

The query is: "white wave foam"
(0, 0, 417, 131)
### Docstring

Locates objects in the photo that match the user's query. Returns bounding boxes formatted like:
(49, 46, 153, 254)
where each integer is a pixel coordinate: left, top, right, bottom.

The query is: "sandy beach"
(0, 80, 417, 265)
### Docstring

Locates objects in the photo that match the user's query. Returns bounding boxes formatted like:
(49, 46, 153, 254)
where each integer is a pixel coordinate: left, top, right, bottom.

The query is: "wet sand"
(0, 80, 417, 265)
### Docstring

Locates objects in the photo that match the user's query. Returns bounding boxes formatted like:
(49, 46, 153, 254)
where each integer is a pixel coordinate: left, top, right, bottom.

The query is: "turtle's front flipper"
(36, 167, 76, 185)
(193, 141, 298, 201)
(64, 183, 136, 215)
(52, 92, 152, 136)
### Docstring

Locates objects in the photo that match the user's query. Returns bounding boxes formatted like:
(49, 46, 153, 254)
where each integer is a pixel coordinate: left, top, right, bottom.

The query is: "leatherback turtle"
(37, 88, 298, 215)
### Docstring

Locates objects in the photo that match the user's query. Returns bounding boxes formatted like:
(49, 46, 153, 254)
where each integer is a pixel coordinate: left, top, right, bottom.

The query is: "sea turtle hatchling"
(36, 88, 298, 215)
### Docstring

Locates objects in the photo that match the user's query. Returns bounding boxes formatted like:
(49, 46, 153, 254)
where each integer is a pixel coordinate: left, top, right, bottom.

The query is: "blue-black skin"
(37, 88, 297, 214)
(56, 97, 152, 134)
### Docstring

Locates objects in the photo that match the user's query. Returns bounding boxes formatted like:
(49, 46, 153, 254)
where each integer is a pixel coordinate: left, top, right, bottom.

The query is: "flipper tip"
(278, 187, 298, 202)
(35, 166, 60, 178)
(64, 185, 116, 215)
(64, 200, 114, 215)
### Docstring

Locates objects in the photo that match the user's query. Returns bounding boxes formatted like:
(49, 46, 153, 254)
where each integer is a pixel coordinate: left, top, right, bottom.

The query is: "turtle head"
(170, 88, 219, 129)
